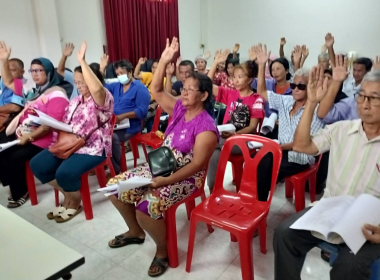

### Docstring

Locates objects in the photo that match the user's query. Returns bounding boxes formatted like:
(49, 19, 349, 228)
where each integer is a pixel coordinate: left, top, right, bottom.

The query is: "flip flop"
(55, 206, 82, 223)
(47, 205, 66, 220)
(148, 256, 169, 277)
(108, 235, 145, 248)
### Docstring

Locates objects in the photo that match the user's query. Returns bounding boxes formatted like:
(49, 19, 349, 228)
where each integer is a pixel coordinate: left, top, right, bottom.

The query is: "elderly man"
(274, 66, 380, 280)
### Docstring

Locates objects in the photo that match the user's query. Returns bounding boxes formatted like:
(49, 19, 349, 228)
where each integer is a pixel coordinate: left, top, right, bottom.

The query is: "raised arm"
(317, 55, 349, 119)
(77, 42, 106, 106)
(165, 62, 176, 96)
(150, 37, 179, 115)
(175, 56, 181, 81)
(99, 54, 109, 77)
(293, 45, 302, 72)
(279, 37, 286, 58)
(293, 65, 328, 154)
(232, 43, 240, 59)
(325, 33, 336, 67)
(0, 41, 15, 92)
(300, 45, 309, 67)
(208, 49, 230, 97)
(134, 57, 147, 80)
(57, 43, 74, 77)
(256, 44, 270, 101)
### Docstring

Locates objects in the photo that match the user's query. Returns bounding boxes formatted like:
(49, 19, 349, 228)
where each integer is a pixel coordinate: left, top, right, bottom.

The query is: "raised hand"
(249, 45, 259, 61)
(77, 41, 87, 63)
(321, 44, 327, 53)
(160, 37, 179, 63)
(325, 33, 335, 48)
(301, 45, 309, 57)
(63, 43, 75, 57)
(176, 56, 182, 68)
(373, 56, 380, 71)
(332, 55, 349, 82)
(233, 43, 240, 53)
(293, 45, 302, 63)
(214, 49, 230, 64)
(0, 41, 11, 60)
(362, 224, 380, 244)
(307, 65, 328, 103)
(166, 62, 175, 76)
(280, 37, 286, 46)
(256, 44, 271, 65)
(100, 54, 109, 70)
(138, 57, 147, 65)
(203, 51, 211, 60)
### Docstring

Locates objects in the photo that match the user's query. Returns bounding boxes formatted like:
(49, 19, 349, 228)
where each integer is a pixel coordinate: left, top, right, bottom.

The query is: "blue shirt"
(105, 80, 150, 134)
(63, 71, 78, 100)
(252, 78, 292, 117)
(172, 81, 183, 96)
(323, 95, 359, 124)
(0, 79, 25, 107)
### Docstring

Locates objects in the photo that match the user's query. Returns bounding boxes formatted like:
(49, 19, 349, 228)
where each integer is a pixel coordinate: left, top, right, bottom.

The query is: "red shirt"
(275, 82, 290, 95)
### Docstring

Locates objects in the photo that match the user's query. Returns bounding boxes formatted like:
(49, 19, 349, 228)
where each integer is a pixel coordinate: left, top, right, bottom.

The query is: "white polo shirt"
(342, 74, 361, 97)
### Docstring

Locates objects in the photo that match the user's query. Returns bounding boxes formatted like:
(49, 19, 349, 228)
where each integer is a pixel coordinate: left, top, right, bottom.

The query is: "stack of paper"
(247, 139, 279, 149)
(114, 119, 130, 130)
(97, 176, 152, 197)
(0, 140, 20, 152)
(34, 110, 73, 133)
(28, 115, 41, 126)
(260, 113, 278, 135)
(217, 124, 236, 133)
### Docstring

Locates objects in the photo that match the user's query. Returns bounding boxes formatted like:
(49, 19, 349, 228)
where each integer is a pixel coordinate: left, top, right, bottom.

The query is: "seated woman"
(30, 42, 114, 223)
(107, 37, 218, 277)
(206, 50, 265, 193)
(0, 41, 69, 208)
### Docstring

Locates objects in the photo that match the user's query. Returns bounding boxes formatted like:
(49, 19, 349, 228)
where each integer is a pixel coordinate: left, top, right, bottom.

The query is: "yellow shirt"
(141, 72, 166, 101)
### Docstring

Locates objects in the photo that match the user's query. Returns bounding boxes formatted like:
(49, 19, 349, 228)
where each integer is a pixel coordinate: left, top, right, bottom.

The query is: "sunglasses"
(290, 83, 307, 91)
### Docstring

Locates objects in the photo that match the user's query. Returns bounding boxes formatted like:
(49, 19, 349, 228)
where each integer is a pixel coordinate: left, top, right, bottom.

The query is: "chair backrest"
(110, 114, 117, 135)
(256, 118, 263, 135)
(152, 106, 163, 132)
(213, 135, 282, 204)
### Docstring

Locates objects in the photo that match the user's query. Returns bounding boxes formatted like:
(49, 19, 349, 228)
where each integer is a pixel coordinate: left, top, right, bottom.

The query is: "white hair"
(362, 70, 380, 83)
(294, 67, 310, 78)
(318, 53, 329, 61)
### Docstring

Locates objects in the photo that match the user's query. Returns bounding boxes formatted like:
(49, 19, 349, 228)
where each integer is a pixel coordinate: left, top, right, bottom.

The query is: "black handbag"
(147, 146, 177, 177)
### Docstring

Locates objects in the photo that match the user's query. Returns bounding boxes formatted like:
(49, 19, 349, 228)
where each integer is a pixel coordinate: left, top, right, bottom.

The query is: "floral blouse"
(213, 72, 235, 90)
(62, 89, 114, 156)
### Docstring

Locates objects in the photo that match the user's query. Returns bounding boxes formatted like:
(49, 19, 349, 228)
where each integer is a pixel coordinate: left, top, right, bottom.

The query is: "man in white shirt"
(342, 57, 372, 97)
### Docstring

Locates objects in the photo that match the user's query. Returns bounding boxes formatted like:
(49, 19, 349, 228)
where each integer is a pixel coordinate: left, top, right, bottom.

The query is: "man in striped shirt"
(274, 66, 380, 280)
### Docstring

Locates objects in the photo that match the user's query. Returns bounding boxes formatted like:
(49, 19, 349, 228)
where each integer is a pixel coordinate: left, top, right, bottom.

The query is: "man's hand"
(214, 49, 230, 64)
(138, 57, 147, 65)
(280, 37, 286, 46)
(151, 176, 169, 188)
(325, 33, 335, 48)
(0, 41, 11, 61)
(100, 54, 109, 71)
(233, 43, 240, 53)
(77, 41, 87, 63)
(256, 44, 270, 65)
(176, 56, 182, 68)
(160, 37, 179, 64)
(63, 43, 75, 57)
(221, 131, 234, 139)
(321, 45, 327, 53)
(373, 56, 380, 71)
(362, 224, 380, 244)
(301, 45, 309, 57)
(166, 62, 175, 76)
(307, 65, 328, 104)
(332, 55, 349, 82)
(116, 114, 124, 124)
(293, 45, 302, 64)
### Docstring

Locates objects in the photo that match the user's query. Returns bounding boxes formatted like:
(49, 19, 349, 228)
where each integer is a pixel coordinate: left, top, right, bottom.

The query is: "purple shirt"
(165, 100, 220, 153)
(323, 96, 359, 124)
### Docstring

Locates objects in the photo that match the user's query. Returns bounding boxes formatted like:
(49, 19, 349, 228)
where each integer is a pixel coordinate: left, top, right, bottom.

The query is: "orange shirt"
(275, 83, 290, 95)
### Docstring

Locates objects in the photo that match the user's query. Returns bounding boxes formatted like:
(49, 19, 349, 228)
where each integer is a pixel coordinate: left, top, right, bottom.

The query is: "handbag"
(147, 146, 177, 177)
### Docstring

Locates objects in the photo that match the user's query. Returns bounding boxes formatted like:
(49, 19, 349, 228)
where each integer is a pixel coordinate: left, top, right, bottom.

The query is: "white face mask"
(118, 74, 130, 85)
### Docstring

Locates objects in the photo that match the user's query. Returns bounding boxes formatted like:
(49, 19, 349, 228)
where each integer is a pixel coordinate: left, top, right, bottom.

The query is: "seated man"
(167, 60, 194, 96)
(274, 67, 380, 280)
(0, 58, 25, 142)
(254, 45, 325, 201)
(105, 59, 150, 174)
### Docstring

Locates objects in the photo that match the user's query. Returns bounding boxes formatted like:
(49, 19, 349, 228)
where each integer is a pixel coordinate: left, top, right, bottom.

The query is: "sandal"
(108, 234, 145, 248)
(55, 206, 82, 223)
(321, 250, 330, 263)
(148, 256, 169, 277)
(8, 194, 13, 201)
(47, 205, 66, 220)
(7, 193, 29, 208)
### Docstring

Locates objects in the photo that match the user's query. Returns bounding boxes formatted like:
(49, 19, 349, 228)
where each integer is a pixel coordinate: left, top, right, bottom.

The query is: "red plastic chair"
(186, 135, 282, 280)
(285, 154, 323, 212)
(120, 136, 140, 172)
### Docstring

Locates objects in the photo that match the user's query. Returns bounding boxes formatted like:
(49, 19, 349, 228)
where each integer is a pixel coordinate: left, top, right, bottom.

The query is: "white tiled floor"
(0, 148, 331, 280)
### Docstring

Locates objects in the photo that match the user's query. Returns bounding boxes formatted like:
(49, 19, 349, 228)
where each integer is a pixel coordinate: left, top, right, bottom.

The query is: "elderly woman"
(0, 41, 69, 208)
(107, 37, 218, 277)
(318, 52, 330, 70)
(30, 42, 114, 223)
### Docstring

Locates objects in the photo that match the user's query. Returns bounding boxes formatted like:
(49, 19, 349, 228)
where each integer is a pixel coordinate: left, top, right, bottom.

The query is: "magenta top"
(165, 100, 220, 154)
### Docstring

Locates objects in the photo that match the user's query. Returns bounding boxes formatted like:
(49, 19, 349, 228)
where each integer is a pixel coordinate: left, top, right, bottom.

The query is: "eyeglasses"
(74, 81, 87, 87)
(180, 88, 200, 94)
(290, 83, 307, 91)
(355, 93, 380, 106)
(28, 69, 45, 74)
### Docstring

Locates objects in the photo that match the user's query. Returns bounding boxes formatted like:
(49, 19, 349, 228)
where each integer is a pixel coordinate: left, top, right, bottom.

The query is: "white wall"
(179, 0, 380, 68)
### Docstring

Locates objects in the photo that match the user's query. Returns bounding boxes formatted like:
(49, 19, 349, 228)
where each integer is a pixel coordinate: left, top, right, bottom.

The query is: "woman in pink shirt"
(206, 50, 265, 192)
(30, 42, 114, 223)
(0, 41, 69, 208)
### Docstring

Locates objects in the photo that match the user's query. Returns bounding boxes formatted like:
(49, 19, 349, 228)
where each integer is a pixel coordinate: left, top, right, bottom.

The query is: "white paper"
(160, 115, 169, 121)
(217, 124, 236, 133)
(28, 115, 41, 125)
(118, 177, 152, 192)
(114, 119, 130, 130)
(34, 110, 73, 133)
(247, 139, 279, 149)
(0, 140, 20, 152)
(260, 113, 278, 135)
(97, 184, 119, 192)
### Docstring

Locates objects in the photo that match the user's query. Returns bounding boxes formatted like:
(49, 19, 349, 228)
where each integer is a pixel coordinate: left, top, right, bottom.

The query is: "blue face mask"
(118, 74, 130, 85)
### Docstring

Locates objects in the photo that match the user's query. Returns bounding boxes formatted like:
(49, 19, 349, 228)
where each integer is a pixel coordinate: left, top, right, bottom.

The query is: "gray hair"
(294, 67, 310, 78)
(318, 53, 329, 61)
(362, 70, 380, 84)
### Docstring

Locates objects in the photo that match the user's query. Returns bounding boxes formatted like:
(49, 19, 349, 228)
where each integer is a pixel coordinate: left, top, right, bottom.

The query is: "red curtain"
(103, 0, 179, 66)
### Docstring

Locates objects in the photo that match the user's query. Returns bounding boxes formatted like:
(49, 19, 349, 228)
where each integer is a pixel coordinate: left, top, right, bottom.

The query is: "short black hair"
(179, 60, 195, 72)
(9, 58, 24, 69)
(31, 59, 43, 66)
(354, 57, 373, 72)
(113, 60, 133, 72)
(270, 58, 292, 81)
(152, 59, 159, 64)
(74, 64, 105, 85)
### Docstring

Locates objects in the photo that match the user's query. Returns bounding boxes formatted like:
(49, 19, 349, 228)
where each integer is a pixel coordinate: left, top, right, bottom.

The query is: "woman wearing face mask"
(206, 49, 265, 193)
(104, 59, 150, 174)
(0, 41, 69, 208)
(29, 42, 114, 223)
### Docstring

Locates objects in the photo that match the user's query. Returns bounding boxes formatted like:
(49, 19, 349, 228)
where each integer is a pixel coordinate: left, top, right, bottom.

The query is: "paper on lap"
(290, 194, 380, 254)
(260, 113, 278, 135)
(217, 124, 236, 133)
(114, 119, 130, 130)
(0, 140, 20, 152)
(247, 139, 279, 149)
(97, 176, 152, 197)
(34, 109, 72, 133)
(28, 115, 41, 125)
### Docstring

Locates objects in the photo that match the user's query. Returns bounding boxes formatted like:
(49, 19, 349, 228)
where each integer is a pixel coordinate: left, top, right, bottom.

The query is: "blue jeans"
(30, 149, 106, 192)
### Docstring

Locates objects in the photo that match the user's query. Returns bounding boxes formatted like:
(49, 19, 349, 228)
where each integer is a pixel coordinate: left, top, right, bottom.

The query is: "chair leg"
(142, 144, 149, 162)
(95, 165, 107, 188)
(259, 220, 267, 254)
(129, 138, 139, 168)
(80, 174, 93, 220)
(185, 200, 196, 220)
(107, 157, 116, 177)
(185, 218, 198, 273)
(54, 189, 59, 207)
(232, 162, 244, 192)
(200, 191, 214, 233)
(165, 209, 179, 268)
(294, 179, 306, 212)
(238, 234, 254, 280)
(120, 144, 127, 173)
(285, 178, 293, 198)
(309, 173, 317, 202)
(230, 233, 238, 242)
(25, 163, 38, 205)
